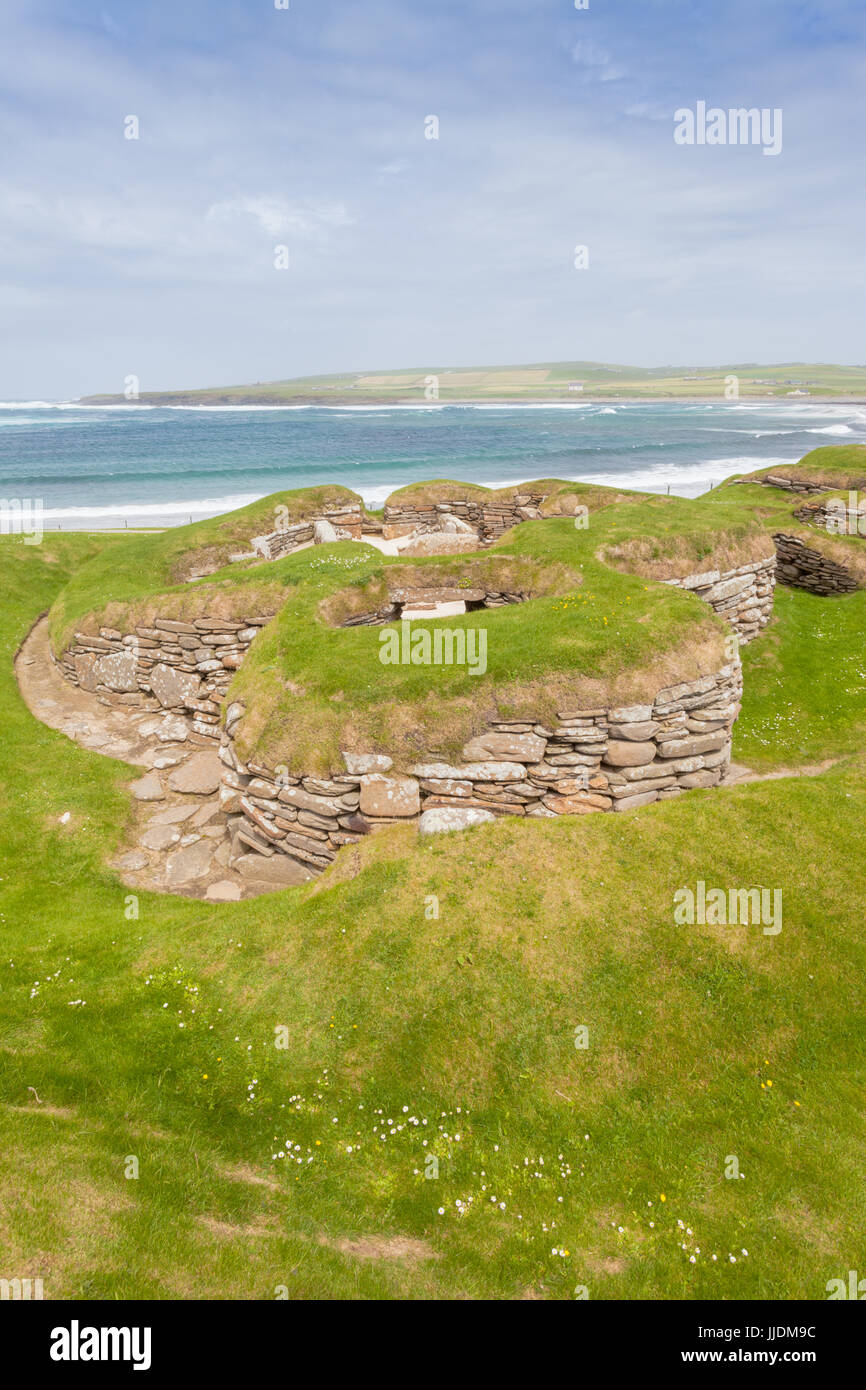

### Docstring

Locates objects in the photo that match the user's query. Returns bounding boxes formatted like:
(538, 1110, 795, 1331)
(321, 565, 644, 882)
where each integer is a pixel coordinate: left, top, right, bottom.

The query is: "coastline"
(8, 394, 862, 533)
(71, 394, 866, 409)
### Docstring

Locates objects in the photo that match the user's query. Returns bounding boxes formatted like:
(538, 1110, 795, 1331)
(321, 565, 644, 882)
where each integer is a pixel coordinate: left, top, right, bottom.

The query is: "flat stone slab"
(164, 838, 215, 887)
(359, 775, 420, 818)
(140, 824, 183, 851)
(342, 752, 394, 774)
(149, 663, 202, 710)
(604, 740, 657, 767)
(656, 732, 727, 759)
(131, 772, 165, 802)
(156, 716, 190, 743)
(148, 803, 199, 825)
(93, 649, 139, 693)
(411, 761, 526, 782)
(419, 807, 496, 834)
(146, 751, 185, 769)
(542, 792, 611, 814)
(605, 721, 659, 742)
(461, 731, 546, 763)
(206, 880, 242, 901)
(613, 790, 660, 812)
(167, 750, 222, 795)
(608, 704, 653, 723)
(233, 853, 315, 885)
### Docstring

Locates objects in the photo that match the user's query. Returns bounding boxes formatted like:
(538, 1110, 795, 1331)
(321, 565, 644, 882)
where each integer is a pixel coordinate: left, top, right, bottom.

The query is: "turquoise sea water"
(0, 399, 863, 528)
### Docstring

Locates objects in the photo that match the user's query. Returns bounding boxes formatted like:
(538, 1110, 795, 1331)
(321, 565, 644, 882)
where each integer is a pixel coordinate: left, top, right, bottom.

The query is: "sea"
(0, 398, 863, 529)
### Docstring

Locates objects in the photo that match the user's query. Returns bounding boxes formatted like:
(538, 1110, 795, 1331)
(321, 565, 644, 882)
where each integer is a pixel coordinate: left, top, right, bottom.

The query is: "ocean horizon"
(2, 397, 863, 529)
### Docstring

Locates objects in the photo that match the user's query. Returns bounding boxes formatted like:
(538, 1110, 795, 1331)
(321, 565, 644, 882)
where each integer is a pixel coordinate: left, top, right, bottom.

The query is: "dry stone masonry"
(728, 475, 862, 595)
(338, 583, 530, 627)
(249, 503, 365, 560)
(662, 556, 776, 644)
(773, 534, 859, 595)
(793, 497, 866, 535)
(221, 659, 743, 872)
(744, 473, 832, 496)
(59, 614, 274, 737)
(382, 491, 546, 543)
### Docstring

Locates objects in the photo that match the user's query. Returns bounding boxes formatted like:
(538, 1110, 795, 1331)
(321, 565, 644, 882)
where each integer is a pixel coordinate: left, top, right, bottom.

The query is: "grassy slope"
(735, 445, 866, 490)
(736, 585, 866, 768)
(48, 485, 365, 651)
(384, 477, 635, 513)
(704, 455, 866, 584)
(694, 450, 866, 765)
(2, 535, 864, 1300)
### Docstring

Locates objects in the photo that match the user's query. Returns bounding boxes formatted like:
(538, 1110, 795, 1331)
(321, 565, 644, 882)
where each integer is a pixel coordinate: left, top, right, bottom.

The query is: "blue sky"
(1, 0, 864, 397)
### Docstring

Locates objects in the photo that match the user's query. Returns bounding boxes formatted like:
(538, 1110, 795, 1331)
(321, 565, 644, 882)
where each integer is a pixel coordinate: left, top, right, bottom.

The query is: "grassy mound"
(699, 446, 866, 583)
(48, 485, 364, 652)
(728, 445, 866, 492)
(228, 518, 735, 774)
(384, 476, 636, 515)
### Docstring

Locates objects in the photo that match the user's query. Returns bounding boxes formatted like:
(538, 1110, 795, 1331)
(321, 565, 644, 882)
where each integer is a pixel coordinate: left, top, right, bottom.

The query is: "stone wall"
(662, 556, 776, 644)
(742, 473, 829, 496)
(793, 498, 866, 535)
(220, 659, 743, 871)
(773, 533, 859, 595)
(250, 504, 364, 560)
(382, 492, 546, 543)
(338, 582, 529, 627)
(58, 614, 274, 737)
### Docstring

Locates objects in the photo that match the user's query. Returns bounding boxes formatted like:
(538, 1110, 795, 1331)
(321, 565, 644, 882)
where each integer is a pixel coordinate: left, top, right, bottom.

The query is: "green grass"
(2, 529, 865, 1300)
(48, 484, 364, 651)
(700, 456, 866, 585)
(384, 476, 634, 513)
(733, 445, 866, 491)
(735, 586, 866, 768)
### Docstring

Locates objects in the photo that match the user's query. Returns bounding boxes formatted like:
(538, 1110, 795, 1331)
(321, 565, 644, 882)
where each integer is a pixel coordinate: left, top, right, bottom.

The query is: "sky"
(0, 0, 864, 398)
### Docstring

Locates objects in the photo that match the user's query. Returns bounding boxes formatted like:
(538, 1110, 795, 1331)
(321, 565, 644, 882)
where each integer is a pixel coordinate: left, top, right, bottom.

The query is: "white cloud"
(205, 196, 354, 240)
(376, 159, 409, 178)
(571, 40, 626, 83)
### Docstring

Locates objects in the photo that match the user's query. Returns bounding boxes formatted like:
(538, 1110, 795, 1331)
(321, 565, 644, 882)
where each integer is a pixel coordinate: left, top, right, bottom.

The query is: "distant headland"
(79, 360, 866, 408)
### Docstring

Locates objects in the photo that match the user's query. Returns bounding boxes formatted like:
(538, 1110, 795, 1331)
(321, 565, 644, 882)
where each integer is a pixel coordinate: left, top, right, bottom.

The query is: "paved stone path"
(15, 616, 312, 901)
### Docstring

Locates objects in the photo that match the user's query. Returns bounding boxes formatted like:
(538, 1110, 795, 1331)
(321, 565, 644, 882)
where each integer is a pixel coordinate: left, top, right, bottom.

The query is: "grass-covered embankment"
(48, 484, 365, 652)
(2, 529, 865, 1299)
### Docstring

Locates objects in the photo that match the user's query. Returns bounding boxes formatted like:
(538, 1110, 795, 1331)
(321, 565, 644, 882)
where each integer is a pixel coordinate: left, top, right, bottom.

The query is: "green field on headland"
(80, 359, 866, 406)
